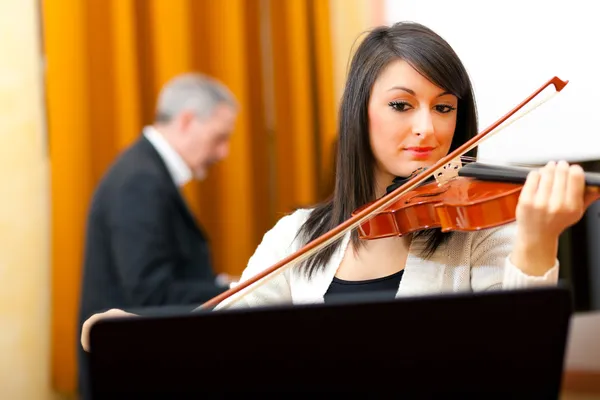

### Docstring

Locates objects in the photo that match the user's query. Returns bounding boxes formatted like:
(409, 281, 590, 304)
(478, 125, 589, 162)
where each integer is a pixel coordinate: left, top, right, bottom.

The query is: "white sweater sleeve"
(213, 209, 311, 310)
(469, 223, 559, 291)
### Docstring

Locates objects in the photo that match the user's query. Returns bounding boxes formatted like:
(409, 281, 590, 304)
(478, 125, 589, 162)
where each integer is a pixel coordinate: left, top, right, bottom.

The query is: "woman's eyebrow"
(387, 86, 452, 98)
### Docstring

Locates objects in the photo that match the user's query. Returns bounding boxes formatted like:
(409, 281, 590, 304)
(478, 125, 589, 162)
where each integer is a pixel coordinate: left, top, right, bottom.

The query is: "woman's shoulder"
(255, 207, 314, 251)
(471, 222, 517, 241)
(268, 207, 313, 235)
(279, 207, 314, 226)
(238, 208, 314, 284)
(451, 222, 517, 254)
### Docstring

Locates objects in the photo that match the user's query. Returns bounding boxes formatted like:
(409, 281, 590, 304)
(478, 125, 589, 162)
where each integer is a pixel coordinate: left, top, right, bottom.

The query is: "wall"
(384, 0, 600, 164)
(0, 0, 51, 399)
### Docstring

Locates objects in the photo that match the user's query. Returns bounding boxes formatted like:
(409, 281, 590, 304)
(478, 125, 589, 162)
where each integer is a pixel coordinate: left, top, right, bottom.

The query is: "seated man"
(77, 73, 238, 399)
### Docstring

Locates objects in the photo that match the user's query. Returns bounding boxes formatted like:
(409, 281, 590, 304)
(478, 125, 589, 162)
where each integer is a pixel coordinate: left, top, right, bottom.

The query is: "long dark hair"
(297, 21, 479, 278)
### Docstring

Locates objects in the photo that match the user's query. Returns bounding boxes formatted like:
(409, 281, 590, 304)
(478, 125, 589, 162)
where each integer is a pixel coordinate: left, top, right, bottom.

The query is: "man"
(77, 73, 238, 398)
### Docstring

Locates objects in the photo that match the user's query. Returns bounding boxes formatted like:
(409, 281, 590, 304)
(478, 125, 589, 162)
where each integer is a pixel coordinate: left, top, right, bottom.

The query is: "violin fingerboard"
(433, 158, 463, 185)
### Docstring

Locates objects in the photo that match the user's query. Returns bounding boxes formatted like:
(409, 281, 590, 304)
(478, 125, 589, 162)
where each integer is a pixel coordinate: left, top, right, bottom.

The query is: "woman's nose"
(412, 110, 434, 137)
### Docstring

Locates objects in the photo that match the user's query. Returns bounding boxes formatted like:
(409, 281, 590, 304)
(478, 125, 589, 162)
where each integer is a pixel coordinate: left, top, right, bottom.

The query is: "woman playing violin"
(81, 21, 586, 350)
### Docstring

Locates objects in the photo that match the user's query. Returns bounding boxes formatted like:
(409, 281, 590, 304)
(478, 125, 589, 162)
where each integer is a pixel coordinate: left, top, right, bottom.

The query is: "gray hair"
(154, 73, 237, 123)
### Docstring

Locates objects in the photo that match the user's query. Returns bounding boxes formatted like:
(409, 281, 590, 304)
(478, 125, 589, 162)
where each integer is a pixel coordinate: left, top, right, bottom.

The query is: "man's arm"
(109, 174, 226, 306)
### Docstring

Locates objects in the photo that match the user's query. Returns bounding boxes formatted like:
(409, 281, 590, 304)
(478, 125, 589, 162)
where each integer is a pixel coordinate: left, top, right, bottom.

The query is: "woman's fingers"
(519, 168, 541, 209)
(565, 163, 586, 215)
(547, 160, 569, 213)
(81, 309, 136, 352)
(517, 160, 588, 238)
(533, 161, 556, 209)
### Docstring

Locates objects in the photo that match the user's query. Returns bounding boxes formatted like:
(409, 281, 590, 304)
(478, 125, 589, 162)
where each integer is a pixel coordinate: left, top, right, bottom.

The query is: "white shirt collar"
(143, 125, 193, 187)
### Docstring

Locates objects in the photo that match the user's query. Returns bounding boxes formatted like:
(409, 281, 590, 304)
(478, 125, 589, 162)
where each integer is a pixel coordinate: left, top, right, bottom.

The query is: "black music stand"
(89, 286, 573, 399)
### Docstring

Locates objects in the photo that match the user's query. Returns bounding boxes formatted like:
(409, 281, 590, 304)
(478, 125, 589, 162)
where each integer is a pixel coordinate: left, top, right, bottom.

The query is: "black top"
(323, 270, 404, 303)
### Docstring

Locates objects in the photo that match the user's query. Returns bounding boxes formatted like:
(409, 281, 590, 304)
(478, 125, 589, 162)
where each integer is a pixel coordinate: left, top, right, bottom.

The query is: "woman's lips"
(404, 146, 435, 158)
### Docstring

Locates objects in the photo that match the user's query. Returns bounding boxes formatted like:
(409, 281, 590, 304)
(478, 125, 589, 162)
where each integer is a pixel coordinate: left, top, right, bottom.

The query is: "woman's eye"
(435, 104, 457, 113)
(389, 101, 411, 112)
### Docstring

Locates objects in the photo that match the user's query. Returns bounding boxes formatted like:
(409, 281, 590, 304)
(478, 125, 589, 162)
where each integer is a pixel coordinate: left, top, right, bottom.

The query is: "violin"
(353, 162, 600, 240)
(200, 75, 596, 310)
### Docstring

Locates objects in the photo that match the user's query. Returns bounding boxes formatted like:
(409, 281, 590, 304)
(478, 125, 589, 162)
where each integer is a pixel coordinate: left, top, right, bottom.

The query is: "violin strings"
(458, 156, 541, 169)
(459, 156, 477, 164)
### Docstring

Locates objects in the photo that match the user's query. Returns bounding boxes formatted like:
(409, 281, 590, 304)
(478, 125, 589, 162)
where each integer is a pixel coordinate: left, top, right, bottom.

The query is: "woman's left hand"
(511, 160, 586, 276)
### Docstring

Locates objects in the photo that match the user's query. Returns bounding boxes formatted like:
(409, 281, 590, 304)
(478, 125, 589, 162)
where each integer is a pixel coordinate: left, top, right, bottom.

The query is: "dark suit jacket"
(77, 134, 226, 398)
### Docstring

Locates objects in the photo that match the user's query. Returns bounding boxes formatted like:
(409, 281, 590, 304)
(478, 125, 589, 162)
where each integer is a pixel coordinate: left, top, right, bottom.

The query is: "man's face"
(182, 104, 237, 180)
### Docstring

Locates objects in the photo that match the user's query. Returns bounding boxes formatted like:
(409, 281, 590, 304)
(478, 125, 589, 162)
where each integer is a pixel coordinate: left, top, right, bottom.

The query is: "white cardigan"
(215, 208, 559, 310)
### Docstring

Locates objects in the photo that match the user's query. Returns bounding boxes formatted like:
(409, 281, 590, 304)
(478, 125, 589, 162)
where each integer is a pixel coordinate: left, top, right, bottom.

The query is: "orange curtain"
(42, 0, 336, 394)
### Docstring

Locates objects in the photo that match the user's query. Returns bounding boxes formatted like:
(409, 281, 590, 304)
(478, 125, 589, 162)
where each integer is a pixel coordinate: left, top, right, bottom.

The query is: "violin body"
(353, 177, 523, 239)
(354, 161, 600, 240)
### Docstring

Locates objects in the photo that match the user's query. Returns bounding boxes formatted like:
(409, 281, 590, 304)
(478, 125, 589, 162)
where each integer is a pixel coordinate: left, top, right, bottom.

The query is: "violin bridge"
(433, 157, 462, 185)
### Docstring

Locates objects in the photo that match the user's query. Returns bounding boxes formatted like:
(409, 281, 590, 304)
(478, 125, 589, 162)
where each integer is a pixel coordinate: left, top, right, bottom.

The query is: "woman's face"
(368, 59, 458, 193)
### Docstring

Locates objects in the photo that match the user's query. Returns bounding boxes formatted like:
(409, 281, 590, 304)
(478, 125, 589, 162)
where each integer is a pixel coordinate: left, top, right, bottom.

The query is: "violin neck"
(458, 162, 600, 187)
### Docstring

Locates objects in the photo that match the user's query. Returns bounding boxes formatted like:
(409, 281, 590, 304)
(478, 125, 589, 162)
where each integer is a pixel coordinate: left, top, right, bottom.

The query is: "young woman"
(81, 21, 585, 350)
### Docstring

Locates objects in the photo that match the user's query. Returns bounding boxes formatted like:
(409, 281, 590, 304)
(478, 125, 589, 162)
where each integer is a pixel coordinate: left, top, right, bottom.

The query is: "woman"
(81, 22, 585, 349)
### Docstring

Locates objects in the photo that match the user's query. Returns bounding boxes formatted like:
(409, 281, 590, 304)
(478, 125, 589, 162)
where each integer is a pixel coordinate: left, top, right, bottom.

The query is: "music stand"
(89, 286, 573, 398)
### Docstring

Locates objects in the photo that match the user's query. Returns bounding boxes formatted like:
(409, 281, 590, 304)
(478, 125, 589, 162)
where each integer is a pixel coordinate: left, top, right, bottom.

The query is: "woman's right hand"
(81, 308, 137, 352)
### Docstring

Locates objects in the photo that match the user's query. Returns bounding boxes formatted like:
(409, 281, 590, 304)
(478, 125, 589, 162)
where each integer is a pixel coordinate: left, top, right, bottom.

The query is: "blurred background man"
(77, 73, 239, 399)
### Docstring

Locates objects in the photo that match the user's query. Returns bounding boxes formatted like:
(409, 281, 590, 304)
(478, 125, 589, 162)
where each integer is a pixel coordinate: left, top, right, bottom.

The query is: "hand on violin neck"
(510, 160, 586, 276)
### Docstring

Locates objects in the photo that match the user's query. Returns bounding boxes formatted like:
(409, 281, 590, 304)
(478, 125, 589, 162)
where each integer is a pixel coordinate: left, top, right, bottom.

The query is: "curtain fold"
(42, 0, 339, 393)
